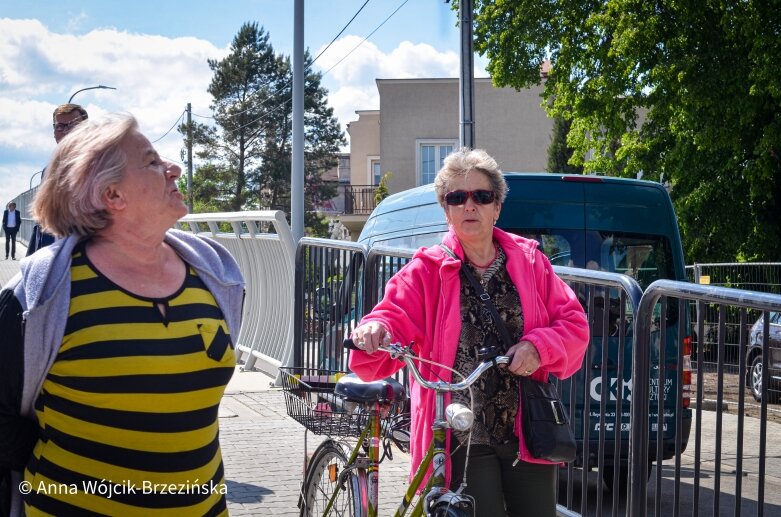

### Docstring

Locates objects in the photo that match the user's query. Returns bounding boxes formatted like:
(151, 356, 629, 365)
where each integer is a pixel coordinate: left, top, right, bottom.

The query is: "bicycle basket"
(279, 366, 367, 437)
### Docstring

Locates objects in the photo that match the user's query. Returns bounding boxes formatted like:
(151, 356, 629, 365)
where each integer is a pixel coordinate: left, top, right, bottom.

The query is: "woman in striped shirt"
(0, 114, 244, 516)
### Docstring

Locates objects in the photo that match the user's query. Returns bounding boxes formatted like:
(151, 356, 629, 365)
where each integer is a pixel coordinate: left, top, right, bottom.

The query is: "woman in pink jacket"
(349, 148, 589, 516)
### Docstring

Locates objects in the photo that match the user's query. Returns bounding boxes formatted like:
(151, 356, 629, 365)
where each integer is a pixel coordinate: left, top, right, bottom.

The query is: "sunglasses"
(444, 189, 496, 206)
(53, 120, 83, 132)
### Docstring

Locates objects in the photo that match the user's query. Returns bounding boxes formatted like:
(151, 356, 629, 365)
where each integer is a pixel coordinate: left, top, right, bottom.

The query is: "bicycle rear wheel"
(300, 440, 367, 517)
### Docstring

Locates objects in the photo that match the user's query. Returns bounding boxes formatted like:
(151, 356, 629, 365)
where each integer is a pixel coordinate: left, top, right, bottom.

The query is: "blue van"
(357, 173, 693, 488)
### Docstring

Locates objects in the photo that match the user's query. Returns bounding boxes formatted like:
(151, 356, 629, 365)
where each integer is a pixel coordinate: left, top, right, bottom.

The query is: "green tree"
(181, 22, 344, 236)
(374, 171, 393, 205)
(547, 116, 583, 174)
(465, 0, 781, 262)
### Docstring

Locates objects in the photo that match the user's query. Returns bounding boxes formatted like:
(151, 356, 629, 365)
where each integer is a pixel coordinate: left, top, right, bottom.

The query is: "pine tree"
(181, 22, 344, 236)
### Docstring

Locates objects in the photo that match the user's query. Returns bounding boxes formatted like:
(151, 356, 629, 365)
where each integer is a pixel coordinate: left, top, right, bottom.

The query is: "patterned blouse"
(451, 246, 525, 447)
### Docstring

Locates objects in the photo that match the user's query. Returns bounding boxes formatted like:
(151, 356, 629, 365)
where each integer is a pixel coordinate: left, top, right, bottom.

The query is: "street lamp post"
(29, 169, 43, 189)
(68, 85, 116, 103)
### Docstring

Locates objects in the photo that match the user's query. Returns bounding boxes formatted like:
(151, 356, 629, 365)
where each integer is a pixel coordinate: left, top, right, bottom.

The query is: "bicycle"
(280, 340, 511, 517)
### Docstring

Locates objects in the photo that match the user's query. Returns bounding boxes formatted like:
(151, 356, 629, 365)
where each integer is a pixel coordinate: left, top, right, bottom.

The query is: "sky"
(0, 0, 489, 207)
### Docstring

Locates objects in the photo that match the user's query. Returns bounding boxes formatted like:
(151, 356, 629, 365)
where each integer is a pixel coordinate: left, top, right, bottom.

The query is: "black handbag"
(441, 244, 577, 463)
(519, 376, 576, 462)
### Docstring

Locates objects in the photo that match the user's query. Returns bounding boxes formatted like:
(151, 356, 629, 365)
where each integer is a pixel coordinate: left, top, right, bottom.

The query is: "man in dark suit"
(2, 202, 21, 260)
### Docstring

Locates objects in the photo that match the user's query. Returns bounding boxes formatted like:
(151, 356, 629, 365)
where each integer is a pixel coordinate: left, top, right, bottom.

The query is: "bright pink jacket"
(349, 227, 589, 486)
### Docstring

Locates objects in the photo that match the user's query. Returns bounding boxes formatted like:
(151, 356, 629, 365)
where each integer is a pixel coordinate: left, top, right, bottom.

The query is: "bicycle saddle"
(334, 374, 406, 404)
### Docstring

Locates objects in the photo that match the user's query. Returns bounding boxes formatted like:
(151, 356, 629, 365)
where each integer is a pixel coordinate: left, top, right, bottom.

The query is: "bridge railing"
(177, 210, 296, 381)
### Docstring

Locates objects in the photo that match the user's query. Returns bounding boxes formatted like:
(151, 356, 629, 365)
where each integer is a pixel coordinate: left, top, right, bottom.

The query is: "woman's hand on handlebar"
(505, 340, 541, 377)
(351, 322, 392, 354)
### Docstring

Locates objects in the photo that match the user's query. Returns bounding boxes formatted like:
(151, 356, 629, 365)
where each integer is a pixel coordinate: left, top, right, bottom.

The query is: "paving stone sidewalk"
(220, 374, 412, 516)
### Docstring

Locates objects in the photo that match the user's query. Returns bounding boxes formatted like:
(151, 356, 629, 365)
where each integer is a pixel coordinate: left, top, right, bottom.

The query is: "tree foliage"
(547, 116, 584, 174)
(466, 0, 781, 262)
(374, 171, 394, 205)
(180, 22, 344, 236)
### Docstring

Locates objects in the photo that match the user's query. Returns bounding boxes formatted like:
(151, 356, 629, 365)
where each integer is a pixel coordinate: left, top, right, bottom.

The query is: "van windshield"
(509, 229, 675, 290)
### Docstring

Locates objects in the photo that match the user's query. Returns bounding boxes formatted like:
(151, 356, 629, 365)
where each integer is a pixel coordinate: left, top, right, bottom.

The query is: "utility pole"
(459, 0, 475, 149)
(186, 103, 193, 212)
(291, 0, 305, 242)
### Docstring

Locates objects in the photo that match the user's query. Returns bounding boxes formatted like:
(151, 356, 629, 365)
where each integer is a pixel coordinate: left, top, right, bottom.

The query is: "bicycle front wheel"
(300, 440, 367, 517)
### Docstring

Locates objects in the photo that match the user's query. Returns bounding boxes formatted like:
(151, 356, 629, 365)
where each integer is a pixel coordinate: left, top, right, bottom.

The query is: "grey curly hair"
(433, 147, 508, 207)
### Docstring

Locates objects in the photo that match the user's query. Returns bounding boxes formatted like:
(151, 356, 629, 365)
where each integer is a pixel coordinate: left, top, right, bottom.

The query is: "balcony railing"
(343, 184, 377, 215)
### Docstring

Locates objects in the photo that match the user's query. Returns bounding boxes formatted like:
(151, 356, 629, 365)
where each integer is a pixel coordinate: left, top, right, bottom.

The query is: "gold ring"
(524, 370, 532, 374)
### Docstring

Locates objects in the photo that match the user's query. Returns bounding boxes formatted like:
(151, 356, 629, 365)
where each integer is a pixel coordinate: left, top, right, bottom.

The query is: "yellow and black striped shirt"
(24, 243, 235, 516)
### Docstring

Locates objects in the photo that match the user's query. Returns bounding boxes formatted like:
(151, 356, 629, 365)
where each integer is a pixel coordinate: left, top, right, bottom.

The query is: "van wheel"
(749, 355, 780, 403)
(602, 462, 652, 494)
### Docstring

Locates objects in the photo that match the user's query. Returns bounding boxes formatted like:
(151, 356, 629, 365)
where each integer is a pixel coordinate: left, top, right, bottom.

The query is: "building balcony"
(343, 184, 377, 215)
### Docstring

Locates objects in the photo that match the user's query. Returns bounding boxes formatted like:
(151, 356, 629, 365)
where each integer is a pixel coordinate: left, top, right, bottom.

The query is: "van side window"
(377, 235, 414, 249)
(598, 233, 674, 290)
(509, 229, 674, 291)
(411, 232, 447, 249)
(376, 231, 448, 250)
(518, 232, 573, 267)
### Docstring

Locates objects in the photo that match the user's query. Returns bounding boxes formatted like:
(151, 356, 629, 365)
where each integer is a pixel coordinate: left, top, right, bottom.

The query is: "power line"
(151, 110, 185, 143)
(191, 0, 409, 136)
(223, 0, 409, 135)
(312, 0, 371, 64)
(322, 0, 410, 77)
(191, 0, 379, 128)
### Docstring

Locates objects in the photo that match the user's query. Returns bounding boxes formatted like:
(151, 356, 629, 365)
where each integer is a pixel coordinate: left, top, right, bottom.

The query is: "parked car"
(746, 312, 781, 403)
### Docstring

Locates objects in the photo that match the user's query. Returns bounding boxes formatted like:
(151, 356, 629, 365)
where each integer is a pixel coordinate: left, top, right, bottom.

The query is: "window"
(510, 228, 674, 291)
(417, 140, 456, 185)
(372, 160, 382, 185)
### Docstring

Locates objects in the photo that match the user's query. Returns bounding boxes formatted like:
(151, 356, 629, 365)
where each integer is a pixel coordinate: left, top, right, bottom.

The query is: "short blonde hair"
(33, 114, 138, 237)
(433, 147, 508, 207)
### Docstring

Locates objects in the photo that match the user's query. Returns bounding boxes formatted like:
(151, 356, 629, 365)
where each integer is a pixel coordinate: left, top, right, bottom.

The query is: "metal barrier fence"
(293, 237, 367, 372)
(552, 267, 644, 516)
(293, 239, 672, 516)
(363, 245, 414, 309)
(293, 240, 781, 515)
(630, 280, 781, 516)
(177, 210, 296, 380)
(689, 263, 781, 294)
(687, 263, 781, 375)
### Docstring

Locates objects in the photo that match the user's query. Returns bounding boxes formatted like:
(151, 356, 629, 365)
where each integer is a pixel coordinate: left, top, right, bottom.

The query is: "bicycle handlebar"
(344, 338, 511, 393)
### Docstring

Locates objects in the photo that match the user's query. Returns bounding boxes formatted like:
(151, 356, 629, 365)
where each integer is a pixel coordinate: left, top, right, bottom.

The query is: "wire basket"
(279, 366, 367, 437)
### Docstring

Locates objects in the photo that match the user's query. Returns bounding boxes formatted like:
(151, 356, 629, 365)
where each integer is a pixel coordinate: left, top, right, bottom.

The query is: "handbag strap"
(440, 244, 514, 350)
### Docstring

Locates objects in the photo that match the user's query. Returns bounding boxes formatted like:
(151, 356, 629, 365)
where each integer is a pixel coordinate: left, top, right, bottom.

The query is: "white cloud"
(65, 11, 88, 33)
(329, 86, 379, 127)
(0, 18, 224, 205)
(315, 36, 488, 146)
(0, 19, 491, 205)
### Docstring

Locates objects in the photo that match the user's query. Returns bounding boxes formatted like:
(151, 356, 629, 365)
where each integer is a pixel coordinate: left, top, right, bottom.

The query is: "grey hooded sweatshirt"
(1, 229, 245, 516)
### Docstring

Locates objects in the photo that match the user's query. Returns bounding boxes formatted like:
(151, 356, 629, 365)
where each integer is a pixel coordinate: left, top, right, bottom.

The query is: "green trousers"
(449, 440, 557, 517)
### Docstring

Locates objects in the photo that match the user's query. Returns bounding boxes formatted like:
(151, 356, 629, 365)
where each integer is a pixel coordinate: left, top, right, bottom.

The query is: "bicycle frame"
(320, 403, 381, 516)
(399, 422, 447, 517)
(314, 344, 510, 517)
(319, 392, 449, 517)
